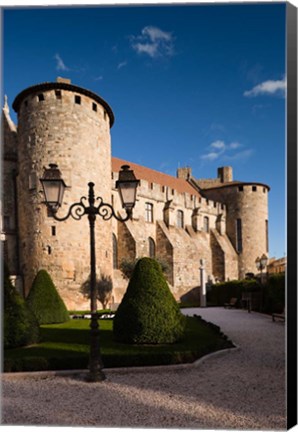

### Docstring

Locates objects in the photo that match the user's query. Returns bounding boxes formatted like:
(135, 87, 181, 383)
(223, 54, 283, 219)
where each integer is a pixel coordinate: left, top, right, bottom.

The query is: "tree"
(113, 257, 185, 344)
(26, 270, 70, 324)
(81, 274, 113, 310)
(3, 262, 40, 348)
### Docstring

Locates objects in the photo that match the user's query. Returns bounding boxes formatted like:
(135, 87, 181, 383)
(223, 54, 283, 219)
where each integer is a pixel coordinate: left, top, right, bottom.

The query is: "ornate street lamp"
(40, 164, 139, 382)
(255, 254, 268, 279)
(255, 253, 268, 311)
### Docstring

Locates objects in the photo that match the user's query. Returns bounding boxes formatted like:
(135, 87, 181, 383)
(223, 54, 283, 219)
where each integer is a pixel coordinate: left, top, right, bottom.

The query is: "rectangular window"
(55, 90, 62, 99)
(51, 226, 56, 236)
(238, 185, 244, 192)
(38, 94, 45, 102)
(92, 102, 97, 112)
(203, 216, 209, 233)
(75, 95, 81, 104)
(236, 218, 243, 252)
(145, 202, 154, 223)
(252, 186, 257, 192)
(177, 210, 184, 228)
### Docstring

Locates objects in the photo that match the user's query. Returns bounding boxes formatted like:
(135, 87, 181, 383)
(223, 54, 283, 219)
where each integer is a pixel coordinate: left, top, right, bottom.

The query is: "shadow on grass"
(4, 316, 234, 372)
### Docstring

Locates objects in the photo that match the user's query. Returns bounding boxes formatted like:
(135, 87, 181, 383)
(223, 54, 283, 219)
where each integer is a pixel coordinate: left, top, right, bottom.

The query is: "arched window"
(177, 210, 184, 228)
(149, 237, 156, 258)
(112, 234, 118, 269)
(203, 216, 209, 233)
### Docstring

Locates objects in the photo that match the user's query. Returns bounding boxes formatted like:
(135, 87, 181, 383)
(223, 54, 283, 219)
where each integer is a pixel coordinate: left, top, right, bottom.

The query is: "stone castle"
(2, 78, 269, 309)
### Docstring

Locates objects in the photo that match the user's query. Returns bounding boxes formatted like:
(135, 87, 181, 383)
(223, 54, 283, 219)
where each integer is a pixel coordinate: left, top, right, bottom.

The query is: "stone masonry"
(2, 78, 270, 308)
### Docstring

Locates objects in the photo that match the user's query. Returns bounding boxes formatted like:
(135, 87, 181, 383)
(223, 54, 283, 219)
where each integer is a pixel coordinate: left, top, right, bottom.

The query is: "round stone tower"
(203, 168, 269, 279)
(13, 78, 115, 309)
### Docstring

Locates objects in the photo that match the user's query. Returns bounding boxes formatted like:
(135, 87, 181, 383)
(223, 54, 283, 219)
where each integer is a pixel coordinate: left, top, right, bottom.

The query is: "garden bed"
(4, 315, 234, 372)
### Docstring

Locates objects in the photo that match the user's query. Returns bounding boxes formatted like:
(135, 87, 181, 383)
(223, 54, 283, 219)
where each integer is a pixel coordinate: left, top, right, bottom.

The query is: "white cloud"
(201, 140, 252, 163)
(54, 53, 69, 71)
(210, 140, 225, 150)
(201, 152, 220, 161)
(130, 26, 174, 59)
(94, 76, 103, 81)
(224, 149, 254, 161)
(228, 142, 242, 149)
(117, 61, 128, 70)
(244, 77, 286, 97)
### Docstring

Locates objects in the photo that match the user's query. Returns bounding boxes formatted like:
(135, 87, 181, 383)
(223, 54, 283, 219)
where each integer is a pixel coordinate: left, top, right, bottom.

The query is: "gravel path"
(1, 308, 286, 429)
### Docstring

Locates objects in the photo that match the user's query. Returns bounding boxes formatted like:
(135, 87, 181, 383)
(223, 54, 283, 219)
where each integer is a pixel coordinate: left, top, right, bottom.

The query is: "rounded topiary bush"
(4, 263, 40, 349)
(113, 257, 186, 344)
(26, 269, 70, 324)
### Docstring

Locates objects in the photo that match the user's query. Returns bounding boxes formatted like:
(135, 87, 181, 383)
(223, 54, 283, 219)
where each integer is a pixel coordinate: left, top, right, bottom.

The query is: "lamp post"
(255, 254, 268, 283)
(40, 164, 139, 382)
(199, 259, 206, 307)
(255, 254, 268, 311)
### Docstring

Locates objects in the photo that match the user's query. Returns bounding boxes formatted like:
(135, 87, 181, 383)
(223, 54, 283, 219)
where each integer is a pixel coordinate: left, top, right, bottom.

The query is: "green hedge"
(113, 257, 186, 344)
(3, 262, 40, 349)
(207, 274, 285, 314)
(207, 279, 260, 306)
(26, 270, 70, 325)
(262, 273, 285, 313)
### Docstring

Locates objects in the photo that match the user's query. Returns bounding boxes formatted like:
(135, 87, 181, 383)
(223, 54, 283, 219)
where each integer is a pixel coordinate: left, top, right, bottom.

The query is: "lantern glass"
(40, 164, 66, 211)
(116, 165, 139, 211)
(118, 181, 138, 209)
(260, 254, 268, 268)
(255, 257, 261, 270)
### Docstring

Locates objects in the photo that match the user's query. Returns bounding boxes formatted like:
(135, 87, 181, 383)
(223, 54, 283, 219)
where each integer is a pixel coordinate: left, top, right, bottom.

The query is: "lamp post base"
(87, 312, 106, 382)
(86, 370, 106, 382)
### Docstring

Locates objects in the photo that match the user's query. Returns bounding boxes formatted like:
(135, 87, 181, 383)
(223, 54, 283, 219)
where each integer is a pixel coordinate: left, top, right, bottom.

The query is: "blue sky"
(2, 2, 287, 259)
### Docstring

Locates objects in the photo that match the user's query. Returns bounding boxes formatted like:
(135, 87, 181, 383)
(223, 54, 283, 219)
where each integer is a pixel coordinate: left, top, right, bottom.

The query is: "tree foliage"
(81, 274, 113, 309)
(113, 257, 185, 344)
(26, 270, 70, 324)
(120, 256, 170, 280)
(3, 262, 40, 348)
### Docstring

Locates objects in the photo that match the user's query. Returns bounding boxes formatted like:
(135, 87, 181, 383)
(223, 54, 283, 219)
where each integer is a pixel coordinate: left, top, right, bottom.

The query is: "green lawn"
(4, 316, 234, 372)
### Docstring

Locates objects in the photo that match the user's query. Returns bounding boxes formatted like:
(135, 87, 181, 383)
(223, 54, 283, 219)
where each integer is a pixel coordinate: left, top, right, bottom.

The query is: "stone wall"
(14, 81, 113, 309)
(204, 184, 269, 278)
(2, 81, 270, 309)
(2, 106, 19, 275)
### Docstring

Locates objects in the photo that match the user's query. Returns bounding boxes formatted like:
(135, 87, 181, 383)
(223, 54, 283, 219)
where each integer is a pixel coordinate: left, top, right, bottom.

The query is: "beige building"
(2, 79, 270, 309)
(267, 257, 286, 274)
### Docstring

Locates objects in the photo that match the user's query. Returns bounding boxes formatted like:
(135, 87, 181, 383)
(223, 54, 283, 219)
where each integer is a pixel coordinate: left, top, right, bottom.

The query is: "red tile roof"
(112, 157, 201, 198)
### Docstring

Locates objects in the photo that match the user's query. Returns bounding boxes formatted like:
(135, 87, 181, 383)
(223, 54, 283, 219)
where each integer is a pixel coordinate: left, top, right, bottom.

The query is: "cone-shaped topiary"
(113, 257, 186, 344)
(26, 270, 70, 324)
(3, 262, 40, 349)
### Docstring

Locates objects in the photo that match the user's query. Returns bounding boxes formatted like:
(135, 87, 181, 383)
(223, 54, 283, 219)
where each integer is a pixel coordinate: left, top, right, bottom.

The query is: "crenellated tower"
(11, 78, 114, 308)
(198, 167, 269, 279)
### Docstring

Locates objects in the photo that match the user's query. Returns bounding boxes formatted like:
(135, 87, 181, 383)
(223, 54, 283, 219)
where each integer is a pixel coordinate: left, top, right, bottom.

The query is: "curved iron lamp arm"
(48, 185, 132, 223)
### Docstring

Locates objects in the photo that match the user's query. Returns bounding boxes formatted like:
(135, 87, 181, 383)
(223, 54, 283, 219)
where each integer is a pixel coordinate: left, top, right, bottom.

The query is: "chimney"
(177, 167, 192, 180)
(56, 77, 71, 84)
(218, 166, 233, 183)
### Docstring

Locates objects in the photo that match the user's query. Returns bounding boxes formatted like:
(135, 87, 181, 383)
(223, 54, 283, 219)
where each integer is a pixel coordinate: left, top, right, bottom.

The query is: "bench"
(224, 297, 238, 309)
(272, 310, 285, 322)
